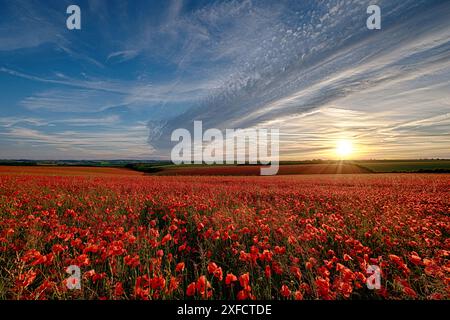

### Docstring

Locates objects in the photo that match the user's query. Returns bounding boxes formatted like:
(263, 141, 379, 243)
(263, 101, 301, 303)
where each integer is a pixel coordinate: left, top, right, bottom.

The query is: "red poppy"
(239, 273, 250, 291)
(150, 276, 166, 290)
(52, 244, 66, 254)
(169, 277, 179, 292)
(409, 252, 422, 265)
(175, 262, 185, 273)
(76, 254, 90, 266)
(265, 265, 271, 279)
(290, 266, 302, 280)
(294, 291, 303, 300)
(225, 273, 237, 285)
(280, 285, 291, 297)
(124, 254, 140, 268)
(214, 267, 223, 281)
(237, 290, 249, 300)
(343, 254, 353, 261)
(186, 282, 196, 296)
(196, 276, 211, 297)
(207, 262, 218, 274)
(403, 286, 417, 298)
(114, 282, 124, 297)
(161, 233, 172, 246)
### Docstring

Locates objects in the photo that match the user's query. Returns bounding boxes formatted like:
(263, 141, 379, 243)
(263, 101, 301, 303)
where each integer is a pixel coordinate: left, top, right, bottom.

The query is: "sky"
(0, 0, 449, 160)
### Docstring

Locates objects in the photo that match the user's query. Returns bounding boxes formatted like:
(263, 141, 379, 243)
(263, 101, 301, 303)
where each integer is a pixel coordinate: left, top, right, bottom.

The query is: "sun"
(336, 139, 353, 158)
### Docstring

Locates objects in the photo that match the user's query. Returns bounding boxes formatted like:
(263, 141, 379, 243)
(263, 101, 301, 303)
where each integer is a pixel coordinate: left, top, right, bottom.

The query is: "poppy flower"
(213, 267, 223, 281)
(409, 253, 422, 265)
(175, 262, 185, 273)
(186, 282, 196, 296)
(280, 285, 291, 298)
(150, 276, 166, 290)
(239, 273, 250, 291)
(237, 290, 248, 300)
(124, 254, 140, 268)
(196, 276, 211, 297)
(52, 244, 66, 254)
(161, 233, 172, 246)
(290, 266, 302, 280)
(169, 277, 179, 292)
(403, 286, 417, 298)
(294, 291, 303, 300)
(76, 254, 90, 266)
(207, 262, 218, 274)
(114, 282, 124, 297)
(343, 254, 353, 261)
(265, 265, 271, 279)
(225, 273, 237, 285)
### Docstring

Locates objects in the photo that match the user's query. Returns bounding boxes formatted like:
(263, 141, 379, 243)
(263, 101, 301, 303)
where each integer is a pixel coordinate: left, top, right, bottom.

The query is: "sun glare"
(336, 139, 353, 158)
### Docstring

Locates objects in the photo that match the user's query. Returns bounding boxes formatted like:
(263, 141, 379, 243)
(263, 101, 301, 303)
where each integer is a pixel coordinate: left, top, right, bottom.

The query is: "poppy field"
(0, 169, 449, 300)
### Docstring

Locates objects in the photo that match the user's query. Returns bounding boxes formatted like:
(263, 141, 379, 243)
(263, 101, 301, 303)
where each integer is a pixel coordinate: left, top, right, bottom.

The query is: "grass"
(1, 160, 450, 175)
(354, 160, 450, 173)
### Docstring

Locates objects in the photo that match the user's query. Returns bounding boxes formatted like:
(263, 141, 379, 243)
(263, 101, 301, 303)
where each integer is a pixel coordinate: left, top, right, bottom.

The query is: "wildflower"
(161, 233, 172, 246)
(124, 254, 140, 268)
(168, 277, 179, 292)
(294, 291, 303, 300)
(175, 262, 185, 273)
(52, 244, 66, 254)
(264, 265, 271, 278)
(114, 282, 124, 297)
(196, 276, 211, 297)
(409, 252, 422, 265)
(207, 262, 218, 274)
(280, 285, 291, 298)
(207, 262, 223, 281)
(290, 266, 302, 280)
(150, 276, 166, 290)
(343, 254, 353, 261)
(239, 273, 250, 291)
(225, 273, 237, 285)
(186, 282, 196, 296)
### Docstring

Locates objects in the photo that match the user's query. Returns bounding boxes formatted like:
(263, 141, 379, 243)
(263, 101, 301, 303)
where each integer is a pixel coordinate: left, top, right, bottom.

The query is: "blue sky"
(0, 0, 449, 160)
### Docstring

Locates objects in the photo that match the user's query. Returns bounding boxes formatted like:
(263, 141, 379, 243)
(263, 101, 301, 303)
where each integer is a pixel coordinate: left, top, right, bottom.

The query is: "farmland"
(0, 166, 143, 176)
(0, 167, 449, 300)
(2, 159, 449, 175)
(152, 163, 371, 175)
(354, 160, 450, 173)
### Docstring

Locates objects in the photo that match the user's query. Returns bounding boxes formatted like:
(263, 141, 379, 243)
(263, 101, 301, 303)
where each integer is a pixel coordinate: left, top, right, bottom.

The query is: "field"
(0, 167, 449, 300)
(3, 159, 449, 175)
(126, 160, 450, 175)
(0, 166, 143, 176)
(152, 163, 371, 175)
(354, 160, 450, 173)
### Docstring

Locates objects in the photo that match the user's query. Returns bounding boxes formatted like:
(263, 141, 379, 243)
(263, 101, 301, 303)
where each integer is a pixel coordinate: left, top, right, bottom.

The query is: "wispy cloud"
(20, 88, 125, 112)
(107, 50, 139, 63)
(0, 0, 449, 159)
(1, 67, 214, 113)
(145, 0, 450, 159)
(0, 125, 153, 160)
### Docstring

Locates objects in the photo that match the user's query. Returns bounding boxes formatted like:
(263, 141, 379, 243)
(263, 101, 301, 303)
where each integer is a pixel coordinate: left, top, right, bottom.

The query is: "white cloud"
(107, 50, 139, 63)
(0, 125, 154, 160)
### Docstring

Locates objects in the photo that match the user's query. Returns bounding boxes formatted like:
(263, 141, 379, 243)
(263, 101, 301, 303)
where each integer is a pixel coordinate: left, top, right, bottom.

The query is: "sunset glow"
(336, 139, 353, 158)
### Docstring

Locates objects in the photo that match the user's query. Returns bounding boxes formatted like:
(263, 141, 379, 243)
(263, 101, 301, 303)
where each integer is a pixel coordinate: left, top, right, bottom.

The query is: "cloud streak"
(146, 0, 450, 159)
(0, 0, 449, 159)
